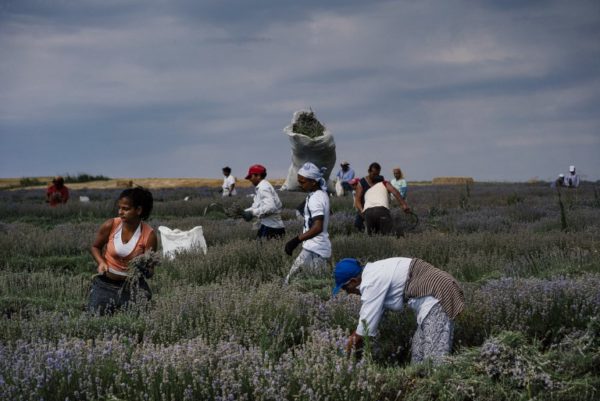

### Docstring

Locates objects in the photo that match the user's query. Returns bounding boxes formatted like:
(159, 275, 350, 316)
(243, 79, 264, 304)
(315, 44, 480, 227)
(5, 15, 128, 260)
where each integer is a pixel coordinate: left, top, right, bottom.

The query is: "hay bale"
(432, 177, 475, 185)
(116, 180, 133, 188)
(291, 110, 325, 138)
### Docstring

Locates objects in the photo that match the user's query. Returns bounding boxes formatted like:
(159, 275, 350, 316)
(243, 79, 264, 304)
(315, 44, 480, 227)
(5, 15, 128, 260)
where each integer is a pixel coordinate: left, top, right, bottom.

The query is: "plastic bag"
(281, 110, 337, 191)
(158, 226, 208, 259)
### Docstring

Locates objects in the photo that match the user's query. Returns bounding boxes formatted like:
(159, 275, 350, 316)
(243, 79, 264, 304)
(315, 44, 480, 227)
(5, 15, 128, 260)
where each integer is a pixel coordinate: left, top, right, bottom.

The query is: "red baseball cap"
(245, 164, 266, 179)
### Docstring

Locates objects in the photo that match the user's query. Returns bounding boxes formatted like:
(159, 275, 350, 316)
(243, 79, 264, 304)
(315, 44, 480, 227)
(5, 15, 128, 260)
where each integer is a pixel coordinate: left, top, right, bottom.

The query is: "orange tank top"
(104, 218, 154, 272)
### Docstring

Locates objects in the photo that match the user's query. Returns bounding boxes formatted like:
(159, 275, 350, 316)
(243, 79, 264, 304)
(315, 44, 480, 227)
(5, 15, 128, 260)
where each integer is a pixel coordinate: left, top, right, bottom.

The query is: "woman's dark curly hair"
(119, 187, 153, 220)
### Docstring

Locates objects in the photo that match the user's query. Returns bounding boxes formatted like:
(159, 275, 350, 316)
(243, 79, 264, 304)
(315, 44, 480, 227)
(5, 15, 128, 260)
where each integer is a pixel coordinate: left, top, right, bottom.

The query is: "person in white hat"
(335, 161, 355, 195)
(565, 165, 580, 188)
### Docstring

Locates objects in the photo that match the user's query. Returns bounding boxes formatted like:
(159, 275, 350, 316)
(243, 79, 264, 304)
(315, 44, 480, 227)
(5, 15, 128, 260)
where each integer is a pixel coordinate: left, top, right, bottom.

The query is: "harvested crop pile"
(291, 111, 325, 138)
(281, 109, 336, 191)
(432, 177, 475, 185)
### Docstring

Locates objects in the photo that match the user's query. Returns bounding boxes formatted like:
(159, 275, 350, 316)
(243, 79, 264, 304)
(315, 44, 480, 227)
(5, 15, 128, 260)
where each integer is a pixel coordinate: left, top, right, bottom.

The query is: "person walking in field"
(221, 166, 237, 197)
(284, 162, 331, 284)
(243, 164, 286, 239)
(46, 176, 69, 206)
(333, 257, 464, 365)
(88, 187, 158, 315)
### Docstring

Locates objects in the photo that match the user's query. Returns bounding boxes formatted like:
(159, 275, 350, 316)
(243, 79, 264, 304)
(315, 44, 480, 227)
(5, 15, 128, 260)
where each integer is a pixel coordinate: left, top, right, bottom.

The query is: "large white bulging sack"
(281, 110, 337, 191)
(158, 226, 207, 260)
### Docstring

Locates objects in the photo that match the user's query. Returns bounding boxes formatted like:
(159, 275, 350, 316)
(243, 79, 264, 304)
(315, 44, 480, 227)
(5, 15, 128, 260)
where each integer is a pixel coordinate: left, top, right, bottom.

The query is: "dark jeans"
(354, 213, 365, 232)
(341, 181, 353, 193)
(364, 206, 393, 235)
(257, 224, 286, 240)
(87, 275, 152, 315)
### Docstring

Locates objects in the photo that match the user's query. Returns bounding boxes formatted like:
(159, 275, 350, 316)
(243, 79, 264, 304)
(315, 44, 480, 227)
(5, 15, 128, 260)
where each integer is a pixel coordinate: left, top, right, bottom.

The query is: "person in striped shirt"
(333, 257, 464, 365)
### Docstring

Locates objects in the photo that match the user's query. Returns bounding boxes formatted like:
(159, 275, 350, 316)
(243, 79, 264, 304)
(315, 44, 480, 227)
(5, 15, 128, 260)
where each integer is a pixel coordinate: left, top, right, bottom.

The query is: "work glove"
(242, 211, 254, 222)
(284, 236, 302, 256)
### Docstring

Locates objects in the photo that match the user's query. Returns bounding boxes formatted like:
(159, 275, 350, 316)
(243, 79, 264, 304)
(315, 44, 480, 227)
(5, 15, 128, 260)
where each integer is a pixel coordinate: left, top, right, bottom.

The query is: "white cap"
(559, 174, 564, 178)
(569, 165, 575, 172)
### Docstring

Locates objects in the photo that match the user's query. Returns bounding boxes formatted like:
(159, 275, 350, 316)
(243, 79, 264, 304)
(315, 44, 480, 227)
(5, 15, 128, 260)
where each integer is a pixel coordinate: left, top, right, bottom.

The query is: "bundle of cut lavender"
(127, 250, 161, 279)
(292, 110, 325, 138)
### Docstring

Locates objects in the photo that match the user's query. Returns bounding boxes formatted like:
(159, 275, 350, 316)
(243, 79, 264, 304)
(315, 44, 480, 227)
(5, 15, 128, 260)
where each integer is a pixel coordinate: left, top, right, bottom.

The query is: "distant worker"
(390, 167, 408, 199)
(335, 161, 355, 195)
(243, 164, 286, 239)
(362, 177, 410, 235)
(333, 257, 464, 365)
(355, 163, 410, 235)
(551, 174, 565, 189)
(221, 166, 237, 197)
(565, 165, 580, 188)
(353, 162, 383, 231)
(88, 187, 158, 315)
(46, 176, 69, 206)
(284, 162, 331, 284)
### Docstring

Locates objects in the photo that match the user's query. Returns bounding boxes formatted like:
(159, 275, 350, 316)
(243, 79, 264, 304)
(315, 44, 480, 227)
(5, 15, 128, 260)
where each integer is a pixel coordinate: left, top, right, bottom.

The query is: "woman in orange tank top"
(88, 187, 158, 315)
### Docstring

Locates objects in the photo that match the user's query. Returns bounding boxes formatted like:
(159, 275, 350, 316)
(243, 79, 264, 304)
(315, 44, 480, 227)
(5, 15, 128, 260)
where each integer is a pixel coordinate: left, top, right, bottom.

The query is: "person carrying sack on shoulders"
(284, 162, 331, 284)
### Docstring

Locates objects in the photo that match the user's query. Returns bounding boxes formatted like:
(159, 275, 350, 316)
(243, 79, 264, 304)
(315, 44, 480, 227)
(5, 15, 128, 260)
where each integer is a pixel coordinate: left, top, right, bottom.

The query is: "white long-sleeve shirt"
(356, 258, 439, 336)
(245, 179, 285, 228)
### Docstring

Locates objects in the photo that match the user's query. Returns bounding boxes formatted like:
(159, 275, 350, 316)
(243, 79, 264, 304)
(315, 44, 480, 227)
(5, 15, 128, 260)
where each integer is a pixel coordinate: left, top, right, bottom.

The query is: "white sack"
(158, 226, 207, 260)
(334, 178, 344, 197)
(281, 110, 337, 191)
(79, 196, 90, 202)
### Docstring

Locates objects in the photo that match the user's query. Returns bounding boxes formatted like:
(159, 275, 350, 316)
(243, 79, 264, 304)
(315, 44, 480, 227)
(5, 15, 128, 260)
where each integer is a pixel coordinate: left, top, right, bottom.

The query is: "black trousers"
(257, 224, 286, 240)
(364, 206, 393, 235)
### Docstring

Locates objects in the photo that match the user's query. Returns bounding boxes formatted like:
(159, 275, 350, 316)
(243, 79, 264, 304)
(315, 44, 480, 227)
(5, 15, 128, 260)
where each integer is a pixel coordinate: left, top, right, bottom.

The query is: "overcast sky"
(1, 0, 599, 181)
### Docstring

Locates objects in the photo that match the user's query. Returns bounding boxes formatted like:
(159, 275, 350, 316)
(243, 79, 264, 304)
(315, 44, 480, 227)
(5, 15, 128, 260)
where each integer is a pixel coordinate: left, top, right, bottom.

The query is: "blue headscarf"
(298, 162, 328, 191)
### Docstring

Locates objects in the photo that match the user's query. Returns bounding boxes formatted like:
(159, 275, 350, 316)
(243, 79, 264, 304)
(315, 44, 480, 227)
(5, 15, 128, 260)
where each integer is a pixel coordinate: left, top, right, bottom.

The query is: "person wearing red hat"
(242, 164, 285, 239)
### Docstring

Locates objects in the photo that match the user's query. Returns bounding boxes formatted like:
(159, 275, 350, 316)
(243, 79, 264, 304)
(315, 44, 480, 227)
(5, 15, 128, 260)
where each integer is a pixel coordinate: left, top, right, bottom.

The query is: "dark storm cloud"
(0, 0, 598, 181)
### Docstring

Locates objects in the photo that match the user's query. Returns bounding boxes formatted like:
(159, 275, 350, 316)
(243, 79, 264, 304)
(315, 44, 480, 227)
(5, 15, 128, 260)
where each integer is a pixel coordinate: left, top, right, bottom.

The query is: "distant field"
(0, 177, 286, 190)
(1, 177, 446, 191)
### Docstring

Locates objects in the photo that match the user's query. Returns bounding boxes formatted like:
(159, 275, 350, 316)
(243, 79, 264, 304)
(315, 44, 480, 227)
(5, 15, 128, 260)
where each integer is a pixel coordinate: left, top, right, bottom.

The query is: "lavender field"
(1, 182, 599, 400)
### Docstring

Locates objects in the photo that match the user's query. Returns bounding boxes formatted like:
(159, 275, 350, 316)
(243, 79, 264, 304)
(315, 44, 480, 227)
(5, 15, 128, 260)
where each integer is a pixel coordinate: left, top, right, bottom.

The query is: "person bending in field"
(362, 175, 411, 236)
(46, 176, 69, 206)
(333, 257, 464, 365)
(353, 162, 384, 231)
(284, 162, 331, 284)
(242, 164, 286, 239)
(88, 187, 158, 315)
